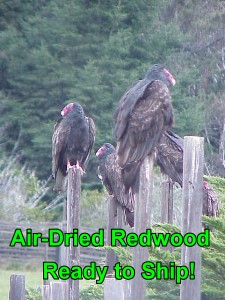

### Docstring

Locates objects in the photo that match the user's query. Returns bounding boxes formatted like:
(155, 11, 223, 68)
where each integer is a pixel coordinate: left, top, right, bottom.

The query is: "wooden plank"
(0, 222, 105, 266)
(104, 278, 131, 300)
(9, 274, 25, 300)
(130, 155, 153, 300)
(161, 180, 173, 224)
(42, 284, 50, 300)
(116, 203, 123, 228)
(168, 182, 173, 225)
(0, 250, 104, 266)
(67, 167, 81, 300)
(161, 180, 174, 252)
(0, 221, 61, 228)
(0, 221, 101, 235)
(43, 244, 50, 285)
(59, 221, 67, 267)
(49, 282, 68, 300)
(106, 196, 118, 274)
(180, 136, 204, 300)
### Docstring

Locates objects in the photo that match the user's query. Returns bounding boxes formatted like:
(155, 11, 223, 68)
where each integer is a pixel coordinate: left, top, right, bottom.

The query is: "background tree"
(0, 0, 225, 185)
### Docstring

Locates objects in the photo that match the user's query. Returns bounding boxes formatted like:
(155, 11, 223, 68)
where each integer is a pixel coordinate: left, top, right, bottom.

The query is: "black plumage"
(96, 143, 134, 227)
(156, 130, 183, 187)
(203, 181, 219, 217)
(114, 64, 175, 193)
(156, 130, 219, 217)
(52, 102, 95, 191)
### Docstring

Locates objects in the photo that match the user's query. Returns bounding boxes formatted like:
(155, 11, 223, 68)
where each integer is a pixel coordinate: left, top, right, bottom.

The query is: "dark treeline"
(1, 0, 225, 188)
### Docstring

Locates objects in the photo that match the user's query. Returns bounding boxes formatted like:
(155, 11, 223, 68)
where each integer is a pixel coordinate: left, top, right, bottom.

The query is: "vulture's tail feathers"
(124, 208, 134, 228)
(54, 170, 67, 192)
(122, 161, 142, 194)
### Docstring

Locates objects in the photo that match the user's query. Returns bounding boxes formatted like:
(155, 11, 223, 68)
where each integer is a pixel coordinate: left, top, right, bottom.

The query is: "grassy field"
(0, 268, 43, 300)
(0, 269, 43, 300)
(0, 267, 96, 300)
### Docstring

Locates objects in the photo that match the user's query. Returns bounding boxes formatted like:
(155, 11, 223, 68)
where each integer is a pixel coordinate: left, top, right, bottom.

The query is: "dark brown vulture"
(156, 130, 183, 187)
(156, 130, 219, 217)
(203, 181, 219, 217)
(52, 102, 95, 191)
(114, 64, 175, 194)
(96, 143, 134, 227)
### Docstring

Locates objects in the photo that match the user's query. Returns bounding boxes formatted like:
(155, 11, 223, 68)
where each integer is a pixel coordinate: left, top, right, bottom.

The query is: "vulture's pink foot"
(67, 161, 74, 171)
(66, 161, 85, 175)
(75, 161, 85, 175)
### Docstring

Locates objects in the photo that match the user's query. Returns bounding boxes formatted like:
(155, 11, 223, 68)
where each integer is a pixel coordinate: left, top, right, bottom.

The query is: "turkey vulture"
(96, 143, 134, 227)
(52, 102, 95, 191)
(156, 130, 183, 187)
(156, 130, 219, 217)
(114, 64, 175, 193)
(203, 181, 219, 217)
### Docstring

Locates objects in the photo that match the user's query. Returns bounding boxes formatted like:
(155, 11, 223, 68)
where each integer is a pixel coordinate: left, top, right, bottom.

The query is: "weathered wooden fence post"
(180, 136, 204, 300)
(49, 282, 68, 300)
(43, 243, 50, 285)
(42, 284, 50, 300)
(67, 167, 81, 300)
(104, 195, 132, 299)
(59, 198, 67, 267)
(130, 155, 154, 300)
(59, 221, 67, 267)
(106, 196, 119, 274)
(116, 203, 123, 228)
(104, 278, 130, 300)
(9, 274, 25, 300)
(161, 179, 174, 252)
(161, 179, 173, 224)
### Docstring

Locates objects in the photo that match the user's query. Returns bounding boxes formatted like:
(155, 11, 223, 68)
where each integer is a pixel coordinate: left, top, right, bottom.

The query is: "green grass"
(0, 267, 97, 300)
(0, 268, 43, 300)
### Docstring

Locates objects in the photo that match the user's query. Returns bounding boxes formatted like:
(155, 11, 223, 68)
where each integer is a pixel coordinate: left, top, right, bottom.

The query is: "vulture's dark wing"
(156, 131, 183, 186)
(115, 80, 173, 193)
(116, 81, 173, 167)
(52, 117, 71, 191)
(156, 133, 220, 218)
(165, 130, 184, 148)
(81, 117, 96, 169)
(99, 152, 134, 227)
(106, 153, 134, 213)
(203, 182, 219, 217)
(52, 117, 69, 179)
(114, 79, 145, 140)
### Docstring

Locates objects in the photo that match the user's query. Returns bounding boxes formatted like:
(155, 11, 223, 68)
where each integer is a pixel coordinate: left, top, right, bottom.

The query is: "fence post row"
(130, 155, 154, 300)
(161, 179, 174, 252)
(7, 136, 204, 300)
(180, 136, 204, 300)
(106, 195, 119, 274)
(9, 274, 25, 300)
(161, 179, 173, 224)
(66, 167, 81, 300)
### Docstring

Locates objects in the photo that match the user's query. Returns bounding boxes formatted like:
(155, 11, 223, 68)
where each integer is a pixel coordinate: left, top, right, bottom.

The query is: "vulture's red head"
(203, 181, 209, 189)
(163, 68, 176, 86)
(146, 64, 176, 87)
(61, 102, 74, 116)
(96, 143, 115, 158)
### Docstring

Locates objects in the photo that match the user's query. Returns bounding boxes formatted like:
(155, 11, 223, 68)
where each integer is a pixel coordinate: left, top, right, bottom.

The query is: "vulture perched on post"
(114, 64, 175, 194)
(203, 181, 219, 217)
(156, 130, 219, 217)
(52, 102, 95, 191)
(96, 143, 134, 227)
(156, 130, 183, 187)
